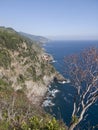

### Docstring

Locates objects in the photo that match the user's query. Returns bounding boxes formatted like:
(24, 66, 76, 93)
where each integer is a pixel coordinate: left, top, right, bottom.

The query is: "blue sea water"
(43, 40, 98, 130)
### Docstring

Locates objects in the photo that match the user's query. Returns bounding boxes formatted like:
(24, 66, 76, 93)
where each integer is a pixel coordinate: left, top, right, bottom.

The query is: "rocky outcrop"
(54, 72, 66, 81)
(0, 27, 57, 106)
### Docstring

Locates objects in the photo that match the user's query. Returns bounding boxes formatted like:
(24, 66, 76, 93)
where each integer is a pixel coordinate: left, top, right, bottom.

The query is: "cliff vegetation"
(0, 27, 67, 130)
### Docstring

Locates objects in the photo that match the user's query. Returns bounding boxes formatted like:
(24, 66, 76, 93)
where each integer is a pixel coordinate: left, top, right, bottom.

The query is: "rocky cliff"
(0, 27, 56, 105)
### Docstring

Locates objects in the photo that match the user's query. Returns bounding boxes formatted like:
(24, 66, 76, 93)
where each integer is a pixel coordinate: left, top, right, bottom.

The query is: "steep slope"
(0, 26, 56, 105)
(0, 27, 67, 130)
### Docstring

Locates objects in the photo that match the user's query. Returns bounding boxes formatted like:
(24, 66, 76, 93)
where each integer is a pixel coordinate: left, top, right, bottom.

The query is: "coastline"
(40, 72, 66, 107)
(39, 46, 67, 107)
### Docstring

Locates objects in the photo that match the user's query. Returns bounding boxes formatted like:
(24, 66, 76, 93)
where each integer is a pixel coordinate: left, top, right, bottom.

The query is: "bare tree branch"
(64, 47, 98, 130)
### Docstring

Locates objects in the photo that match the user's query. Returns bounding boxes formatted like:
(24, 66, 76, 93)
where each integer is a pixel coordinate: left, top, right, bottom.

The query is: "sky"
(0, 0, 98, 40)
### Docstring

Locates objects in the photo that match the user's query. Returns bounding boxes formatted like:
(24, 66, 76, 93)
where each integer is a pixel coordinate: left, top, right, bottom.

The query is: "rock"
(54, 72, 66, 81)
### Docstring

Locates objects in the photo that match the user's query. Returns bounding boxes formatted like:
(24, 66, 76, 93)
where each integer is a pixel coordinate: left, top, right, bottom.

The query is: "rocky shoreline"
(40, 72, 67, 106)
(30, 72, 66, 106)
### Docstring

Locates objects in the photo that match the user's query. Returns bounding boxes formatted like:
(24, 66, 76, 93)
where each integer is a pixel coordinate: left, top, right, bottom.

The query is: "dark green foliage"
(27, 65, 37, 81)
(0, 29, 22, 50)
(50, 66, 55, 73)
(17, 74, 25, 83)
(0, 49, 11, 68)
(0, 27, 35, 51)
(0, 121, 10, 130)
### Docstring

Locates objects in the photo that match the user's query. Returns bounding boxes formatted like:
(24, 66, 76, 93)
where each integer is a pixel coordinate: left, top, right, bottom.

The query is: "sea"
(43, 40, 98, 130)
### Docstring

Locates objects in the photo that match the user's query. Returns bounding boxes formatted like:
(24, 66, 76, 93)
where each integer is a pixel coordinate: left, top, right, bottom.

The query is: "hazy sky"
(0, 0, 98, 40)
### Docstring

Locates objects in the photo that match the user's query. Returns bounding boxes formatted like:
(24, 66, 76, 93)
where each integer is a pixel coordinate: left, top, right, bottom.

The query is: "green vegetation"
(0, 27, 65, 130)
(0, 49, 11, 68)
(0, 79, 8, 87)
(0, 115, 66, 130)
(0, 27, 34, 51)
(17, 74, 25, 83)
(0, 28, 22, 50)
(0, 83, 66, 130)
(0, 27, 55, 82)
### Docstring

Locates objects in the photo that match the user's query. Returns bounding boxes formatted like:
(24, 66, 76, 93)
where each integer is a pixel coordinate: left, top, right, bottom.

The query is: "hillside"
(0, 26, 67, 129)
(0, 26, 57, 104)
(19, 31, 49, 44)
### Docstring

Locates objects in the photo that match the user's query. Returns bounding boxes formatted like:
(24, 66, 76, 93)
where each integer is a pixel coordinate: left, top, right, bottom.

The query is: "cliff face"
(0, 27, 56, 105)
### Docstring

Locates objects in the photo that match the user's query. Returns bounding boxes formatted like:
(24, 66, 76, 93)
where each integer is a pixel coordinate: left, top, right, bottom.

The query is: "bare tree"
(64, 48, 98, 130)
